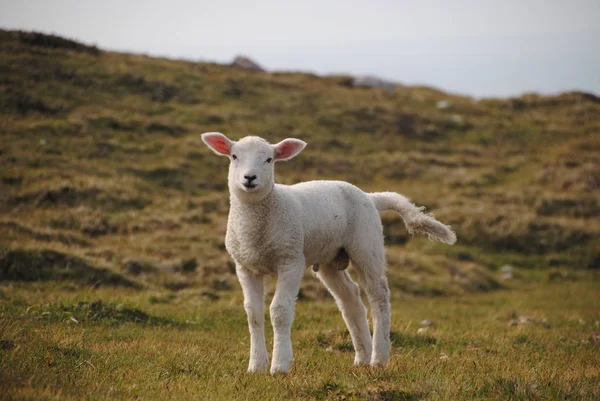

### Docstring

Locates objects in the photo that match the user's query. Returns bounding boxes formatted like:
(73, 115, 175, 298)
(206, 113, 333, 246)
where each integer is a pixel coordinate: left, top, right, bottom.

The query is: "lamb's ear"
(272, 138, 307, 162)
(201, 132, 235, 156)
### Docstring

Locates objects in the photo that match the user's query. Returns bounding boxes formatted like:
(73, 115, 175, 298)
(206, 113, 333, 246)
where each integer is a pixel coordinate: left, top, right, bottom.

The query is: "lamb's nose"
(244, 175, 257, 182)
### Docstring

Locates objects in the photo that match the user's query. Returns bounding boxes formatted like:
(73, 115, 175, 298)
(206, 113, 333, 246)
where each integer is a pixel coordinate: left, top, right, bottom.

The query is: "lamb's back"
(280, 181, 374, 265)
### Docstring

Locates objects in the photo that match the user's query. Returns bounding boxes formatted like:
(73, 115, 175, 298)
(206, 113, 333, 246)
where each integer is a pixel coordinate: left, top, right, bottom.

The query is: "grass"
(1, 276, 599, 400)
(0, 29, 599, 399)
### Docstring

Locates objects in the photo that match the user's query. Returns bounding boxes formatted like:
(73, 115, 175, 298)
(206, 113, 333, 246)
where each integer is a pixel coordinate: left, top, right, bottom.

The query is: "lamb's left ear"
(272, 138, 307, 161)
(201, 132, 234, 156)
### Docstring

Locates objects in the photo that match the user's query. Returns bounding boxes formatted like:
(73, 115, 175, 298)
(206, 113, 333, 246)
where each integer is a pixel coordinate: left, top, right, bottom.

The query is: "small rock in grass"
(501, 272, 514, 280)
(508, 315, 533, 326)
(547, 269, 574, 281)
(508, 315, 549, 328)
(420, 319, 435, 327)
(500, 265, 514, 273)
(417, 327, 428, 334)
(439, 353, 449, 360)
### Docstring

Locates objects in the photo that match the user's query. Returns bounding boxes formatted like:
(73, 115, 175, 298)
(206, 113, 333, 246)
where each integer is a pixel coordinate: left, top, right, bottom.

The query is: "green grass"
(1, 276, 599, 400)
(1, 29, 599, 399)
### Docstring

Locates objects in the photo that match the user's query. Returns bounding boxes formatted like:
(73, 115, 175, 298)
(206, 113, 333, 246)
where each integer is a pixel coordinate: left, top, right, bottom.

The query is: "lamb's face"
(201, 133, 306, 203)
(228, 136, 276, 199)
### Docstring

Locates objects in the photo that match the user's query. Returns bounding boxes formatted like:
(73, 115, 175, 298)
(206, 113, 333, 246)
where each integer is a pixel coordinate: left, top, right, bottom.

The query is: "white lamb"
(201, 132, 456, 374)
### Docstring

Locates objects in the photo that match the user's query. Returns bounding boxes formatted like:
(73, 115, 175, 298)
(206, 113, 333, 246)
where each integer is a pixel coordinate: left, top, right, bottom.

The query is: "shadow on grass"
(390, 331, 438, 348)
(307, 380, 421, 401)
(42, 300, 181, 326)
(0, 248, 140, 289)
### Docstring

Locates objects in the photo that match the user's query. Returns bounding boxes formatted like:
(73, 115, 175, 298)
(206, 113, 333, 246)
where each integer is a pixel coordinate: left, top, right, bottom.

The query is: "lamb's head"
(201, 132, 306, 203)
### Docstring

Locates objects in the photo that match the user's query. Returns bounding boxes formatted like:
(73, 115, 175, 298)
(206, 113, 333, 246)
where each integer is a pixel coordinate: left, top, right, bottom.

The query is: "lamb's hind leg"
(348, 246, 391, 366)
(314, 259, 372, 365)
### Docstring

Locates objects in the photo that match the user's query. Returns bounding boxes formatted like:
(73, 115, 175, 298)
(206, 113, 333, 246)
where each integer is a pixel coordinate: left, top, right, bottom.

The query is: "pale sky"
(1, 0, 599, 97)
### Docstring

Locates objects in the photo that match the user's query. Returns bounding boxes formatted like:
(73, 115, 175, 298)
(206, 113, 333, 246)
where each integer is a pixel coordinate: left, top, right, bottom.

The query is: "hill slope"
(1, 29, 599, 296)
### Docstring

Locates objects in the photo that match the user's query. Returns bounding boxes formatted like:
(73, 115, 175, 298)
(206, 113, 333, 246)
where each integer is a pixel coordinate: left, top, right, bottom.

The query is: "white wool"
(201, 132, 456, 374)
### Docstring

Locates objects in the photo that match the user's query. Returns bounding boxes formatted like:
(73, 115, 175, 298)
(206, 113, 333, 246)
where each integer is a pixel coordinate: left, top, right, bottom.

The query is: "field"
(1, 30, 599, 400)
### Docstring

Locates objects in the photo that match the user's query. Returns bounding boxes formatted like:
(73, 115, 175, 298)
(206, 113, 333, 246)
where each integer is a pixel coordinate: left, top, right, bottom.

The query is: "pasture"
(1, 30, 599, 399)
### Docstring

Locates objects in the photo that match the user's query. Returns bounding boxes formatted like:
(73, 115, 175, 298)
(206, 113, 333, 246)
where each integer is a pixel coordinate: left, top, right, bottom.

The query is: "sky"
(1, 0, 599, 97)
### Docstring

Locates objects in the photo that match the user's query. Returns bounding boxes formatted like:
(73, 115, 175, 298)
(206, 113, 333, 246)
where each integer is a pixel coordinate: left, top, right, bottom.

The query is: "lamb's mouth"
(242, 183, 258, 191)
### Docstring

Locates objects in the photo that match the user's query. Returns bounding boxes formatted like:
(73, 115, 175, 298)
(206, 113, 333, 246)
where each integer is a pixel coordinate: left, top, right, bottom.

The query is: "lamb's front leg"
(236, 265, 269, 372)
(270, 263, 305, 374)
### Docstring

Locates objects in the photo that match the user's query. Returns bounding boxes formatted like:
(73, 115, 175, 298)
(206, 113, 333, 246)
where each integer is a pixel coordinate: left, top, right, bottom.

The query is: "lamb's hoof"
(353, 357, 371, 367)
(248, 359, 269, 373)
(370, 353, 389, 366)
(270, 362, 291, 375)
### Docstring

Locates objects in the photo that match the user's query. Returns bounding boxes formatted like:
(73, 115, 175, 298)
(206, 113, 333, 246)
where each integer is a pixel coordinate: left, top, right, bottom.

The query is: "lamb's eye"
(232, 154, 237, 160)
(265, 157, 272, 164)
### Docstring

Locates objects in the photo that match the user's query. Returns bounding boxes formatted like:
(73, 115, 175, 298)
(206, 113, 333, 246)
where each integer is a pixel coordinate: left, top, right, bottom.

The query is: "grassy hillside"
(1, 29, 598, 292)
(1, 30, 599, 399)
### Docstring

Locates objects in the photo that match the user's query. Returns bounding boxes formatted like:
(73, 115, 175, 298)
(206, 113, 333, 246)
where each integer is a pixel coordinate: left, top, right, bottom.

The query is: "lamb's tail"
(370, 192, 457, 245)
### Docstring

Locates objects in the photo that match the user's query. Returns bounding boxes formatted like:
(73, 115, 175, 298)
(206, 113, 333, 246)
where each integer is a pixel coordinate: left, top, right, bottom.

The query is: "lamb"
(201, 132, 456, 374)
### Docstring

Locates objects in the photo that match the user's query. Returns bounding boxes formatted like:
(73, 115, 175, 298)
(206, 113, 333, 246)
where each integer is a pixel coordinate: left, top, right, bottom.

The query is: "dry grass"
(1, 276, 599, 400)
(1, 29, 599, 399)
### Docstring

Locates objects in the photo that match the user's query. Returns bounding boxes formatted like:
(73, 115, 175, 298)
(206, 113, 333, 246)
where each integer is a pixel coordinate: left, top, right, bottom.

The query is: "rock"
(508, 315, 549, 328)
(547, 269, 575, 281)
(500, 265, 514, 273)
(501, 272, 514, 280)
(417, 327, 428, 334)
(232, 55, 265, 72)
(508, 315, 533, 326)
(155, 262, 177, 273)
(352, 75, 396, 92)
(420, 319, 435, 327)
(436, 100, 450, 109)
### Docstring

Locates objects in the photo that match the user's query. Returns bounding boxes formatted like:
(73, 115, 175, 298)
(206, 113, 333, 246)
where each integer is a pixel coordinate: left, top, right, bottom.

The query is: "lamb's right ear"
(201, 132, 234, 156)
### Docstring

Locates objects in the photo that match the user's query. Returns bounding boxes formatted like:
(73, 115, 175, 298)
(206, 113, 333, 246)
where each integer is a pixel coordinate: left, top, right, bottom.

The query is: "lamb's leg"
(270, 263, 305, 374)
(349, 248, 391, 366)
(236, 265, 268, 372)
(363, 274, 391, 365)
(314, 264, 372, 365)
